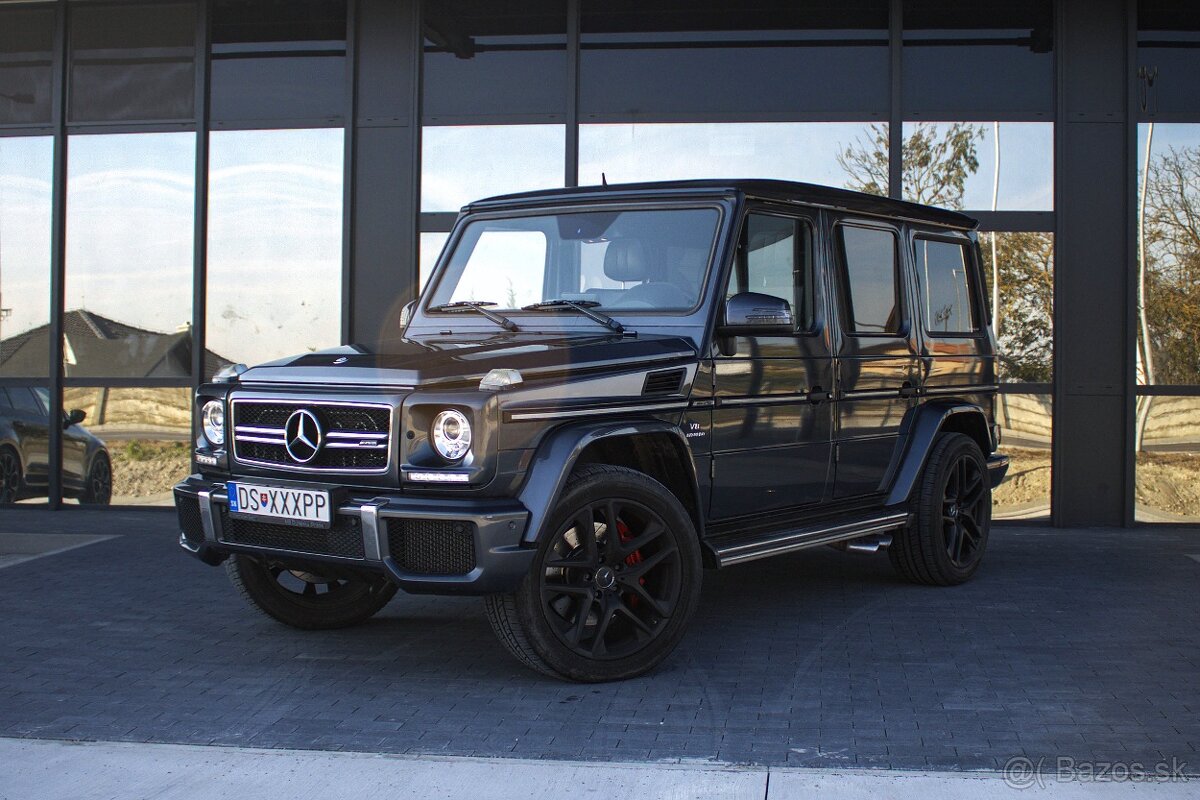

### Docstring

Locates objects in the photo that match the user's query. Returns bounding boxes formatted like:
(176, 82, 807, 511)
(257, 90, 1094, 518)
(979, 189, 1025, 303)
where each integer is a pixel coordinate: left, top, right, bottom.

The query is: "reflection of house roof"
(0, 309, 232, 379)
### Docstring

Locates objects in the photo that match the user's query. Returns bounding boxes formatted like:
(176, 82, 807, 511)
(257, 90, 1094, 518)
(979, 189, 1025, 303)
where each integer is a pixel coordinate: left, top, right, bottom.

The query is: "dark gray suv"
(176, 180, 1009, 682)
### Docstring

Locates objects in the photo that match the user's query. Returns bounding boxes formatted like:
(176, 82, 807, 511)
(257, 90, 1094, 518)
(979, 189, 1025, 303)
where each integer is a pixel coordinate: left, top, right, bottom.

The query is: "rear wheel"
(485, 464, 702, 682)
(225, 555, 397, 630)
(0, 447, 21, 504)
(889, 432, 991, 586)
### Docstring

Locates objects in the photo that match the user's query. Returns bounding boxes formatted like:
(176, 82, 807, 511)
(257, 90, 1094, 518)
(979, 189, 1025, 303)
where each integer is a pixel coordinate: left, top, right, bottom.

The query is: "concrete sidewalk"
(1, 739, 1195, 800)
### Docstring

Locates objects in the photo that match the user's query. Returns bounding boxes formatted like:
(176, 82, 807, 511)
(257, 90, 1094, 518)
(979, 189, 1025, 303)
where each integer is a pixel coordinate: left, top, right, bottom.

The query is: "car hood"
(237, 333, 698, 389)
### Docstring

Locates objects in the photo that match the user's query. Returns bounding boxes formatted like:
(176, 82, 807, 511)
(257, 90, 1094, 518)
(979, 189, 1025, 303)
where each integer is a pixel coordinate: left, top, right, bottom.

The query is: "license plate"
(227, 482, 331, 527)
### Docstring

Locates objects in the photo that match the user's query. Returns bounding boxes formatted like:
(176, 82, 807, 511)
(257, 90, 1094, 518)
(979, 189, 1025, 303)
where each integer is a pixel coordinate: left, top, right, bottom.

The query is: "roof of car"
(469, 179, 978, 230)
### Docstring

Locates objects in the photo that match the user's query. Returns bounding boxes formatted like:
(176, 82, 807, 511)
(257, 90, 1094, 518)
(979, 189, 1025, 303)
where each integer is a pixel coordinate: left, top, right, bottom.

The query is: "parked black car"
(176, 180, 1009, 681)
(0, 387, 112, 505)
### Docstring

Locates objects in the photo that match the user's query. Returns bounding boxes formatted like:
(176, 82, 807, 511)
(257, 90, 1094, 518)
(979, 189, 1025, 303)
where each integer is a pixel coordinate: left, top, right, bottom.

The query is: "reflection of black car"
(176, 180, 1009, 682)
(0, 387, 112, 505)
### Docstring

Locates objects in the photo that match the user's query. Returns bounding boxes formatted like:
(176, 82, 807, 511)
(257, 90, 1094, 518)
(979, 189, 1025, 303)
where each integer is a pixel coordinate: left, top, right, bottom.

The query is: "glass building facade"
(0, 0, 1194, 525)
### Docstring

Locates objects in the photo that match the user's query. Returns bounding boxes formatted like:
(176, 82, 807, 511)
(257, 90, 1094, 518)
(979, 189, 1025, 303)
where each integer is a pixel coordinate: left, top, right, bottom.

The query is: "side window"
(726, 213, 814, 331)
(838, 225, 901, 334)
(7, 388, 45, 416)
(913, 237, 979, 334)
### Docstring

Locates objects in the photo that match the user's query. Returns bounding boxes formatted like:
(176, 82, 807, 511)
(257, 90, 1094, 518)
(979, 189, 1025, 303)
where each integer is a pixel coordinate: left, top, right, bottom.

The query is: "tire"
(889, 432, 991, 586)
(225, 555, 398, 630)
(79, 452, 113, 506)
(484, 464, 703, 682)
(0, 446, 21, 505)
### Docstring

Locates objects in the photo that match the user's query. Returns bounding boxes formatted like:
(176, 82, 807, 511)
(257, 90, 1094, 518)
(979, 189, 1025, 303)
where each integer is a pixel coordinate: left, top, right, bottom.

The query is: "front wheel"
(0, 447, 22, 504)
(485, 464, 702, 682)
(79, 453, 112, 506)
(889, 432, 991, 586)
(225, 555, 398, 630)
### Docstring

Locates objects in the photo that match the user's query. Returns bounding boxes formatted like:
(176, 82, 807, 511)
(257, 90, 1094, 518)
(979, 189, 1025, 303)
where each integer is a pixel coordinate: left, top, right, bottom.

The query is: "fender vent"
(642, 368, 686, 396)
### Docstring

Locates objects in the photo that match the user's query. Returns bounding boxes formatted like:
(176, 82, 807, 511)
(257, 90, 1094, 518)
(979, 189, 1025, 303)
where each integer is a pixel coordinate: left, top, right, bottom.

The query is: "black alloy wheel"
(81, 454, 113, 505)
(225, 554, 398, 629)
(484, 464, 702, 682)
(941, 448, 988, 568)
(889, 432, 991, 586)
(540, 497, 683, 661)
(0, 448, 20, 504)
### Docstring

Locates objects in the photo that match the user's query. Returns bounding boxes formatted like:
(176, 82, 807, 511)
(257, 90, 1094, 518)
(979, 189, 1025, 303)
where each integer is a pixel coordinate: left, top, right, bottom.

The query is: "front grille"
(387, 519, 476, 575)
(231, 399, 392, 472)
(176, 495, 204, 547)
(218, 508, 366, 559)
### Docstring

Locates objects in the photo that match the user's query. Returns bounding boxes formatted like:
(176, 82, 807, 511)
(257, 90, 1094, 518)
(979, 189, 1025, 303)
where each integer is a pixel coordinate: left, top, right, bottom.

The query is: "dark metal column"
(347, 0, 422, 350)
(565, 0, 580, 188)
(46, 0, 68, 509)
(1052, 0, 1134, 526)
(191, 0, 211, 389)
(887, 0, 902, 200)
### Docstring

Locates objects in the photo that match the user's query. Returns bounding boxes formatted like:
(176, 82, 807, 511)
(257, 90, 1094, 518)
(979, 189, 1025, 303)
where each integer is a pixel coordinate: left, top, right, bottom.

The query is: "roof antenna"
(601, 172, 608, 187)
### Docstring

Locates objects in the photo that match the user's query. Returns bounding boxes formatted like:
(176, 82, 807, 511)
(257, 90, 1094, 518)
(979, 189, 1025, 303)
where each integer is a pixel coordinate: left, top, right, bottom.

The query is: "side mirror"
(718, 292, 794, 337)
(399, 300, 416, 330)
(65, 409, 86, 428)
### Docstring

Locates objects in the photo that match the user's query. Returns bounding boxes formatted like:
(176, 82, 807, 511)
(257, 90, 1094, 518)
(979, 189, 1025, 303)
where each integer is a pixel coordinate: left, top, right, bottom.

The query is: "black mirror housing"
(65, 409, 86, 428)
(719, 292, 794, 336)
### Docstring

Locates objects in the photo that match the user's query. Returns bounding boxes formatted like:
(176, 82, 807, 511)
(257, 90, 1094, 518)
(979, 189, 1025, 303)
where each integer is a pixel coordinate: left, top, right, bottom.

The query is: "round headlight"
(201, 400, 226, 446)
(431, 409, 471, 461)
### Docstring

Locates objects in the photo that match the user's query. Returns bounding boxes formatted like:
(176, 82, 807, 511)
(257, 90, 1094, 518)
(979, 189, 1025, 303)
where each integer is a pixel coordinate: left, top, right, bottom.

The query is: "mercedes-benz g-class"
(176, 180, 1009, 682)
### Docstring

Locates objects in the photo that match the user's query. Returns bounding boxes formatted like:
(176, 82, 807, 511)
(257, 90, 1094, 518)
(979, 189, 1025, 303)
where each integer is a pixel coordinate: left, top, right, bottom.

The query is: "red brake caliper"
(617, 520, 645, 608)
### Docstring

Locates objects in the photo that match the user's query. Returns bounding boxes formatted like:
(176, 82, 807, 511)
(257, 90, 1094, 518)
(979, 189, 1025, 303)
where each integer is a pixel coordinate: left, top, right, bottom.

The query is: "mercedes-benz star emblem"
(284, 409, 323, 463)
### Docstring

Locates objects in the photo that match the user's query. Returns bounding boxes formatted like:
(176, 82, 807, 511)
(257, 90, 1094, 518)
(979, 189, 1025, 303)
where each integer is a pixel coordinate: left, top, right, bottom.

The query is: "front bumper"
(173, 475, 534, 595)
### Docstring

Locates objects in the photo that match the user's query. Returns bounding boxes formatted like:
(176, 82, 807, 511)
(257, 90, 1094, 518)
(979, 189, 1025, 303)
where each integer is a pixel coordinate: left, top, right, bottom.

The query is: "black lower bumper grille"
(176, 495, 204, 548)
(219, 509, 365, 560)
(387, 519, 476, 575)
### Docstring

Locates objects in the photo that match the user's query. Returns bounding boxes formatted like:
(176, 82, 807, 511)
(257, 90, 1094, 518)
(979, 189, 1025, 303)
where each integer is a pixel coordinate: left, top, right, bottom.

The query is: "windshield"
(426, 207, 721, 313)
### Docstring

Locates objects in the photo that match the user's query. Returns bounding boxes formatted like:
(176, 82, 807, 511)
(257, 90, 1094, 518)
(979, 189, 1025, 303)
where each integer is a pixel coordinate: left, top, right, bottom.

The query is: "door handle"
(898, 382, 918, 399)
(806, 386, 831, 404)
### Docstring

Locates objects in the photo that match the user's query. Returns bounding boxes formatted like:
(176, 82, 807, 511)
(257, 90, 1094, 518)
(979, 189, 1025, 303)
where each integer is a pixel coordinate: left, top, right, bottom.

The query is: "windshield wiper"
(428, 301, 519, 332)
(521, 299, 626, 334)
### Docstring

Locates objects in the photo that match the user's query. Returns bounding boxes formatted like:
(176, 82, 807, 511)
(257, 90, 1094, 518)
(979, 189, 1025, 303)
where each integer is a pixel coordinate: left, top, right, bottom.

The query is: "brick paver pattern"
(1, 508, 1198, 771)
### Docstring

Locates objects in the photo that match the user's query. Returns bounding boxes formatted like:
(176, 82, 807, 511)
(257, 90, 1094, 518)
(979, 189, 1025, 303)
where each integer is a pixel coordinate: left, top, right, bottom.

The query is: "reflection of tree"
(838, 123, 1053, 382)
(1141, 144, 1200, 386)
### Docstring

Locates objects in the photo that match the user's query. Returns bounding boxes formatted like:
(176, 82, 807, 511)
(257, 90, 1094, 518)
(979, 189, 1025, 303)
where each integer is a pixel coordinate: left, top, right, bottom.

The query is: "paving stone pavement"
(1, 507, 1198, 772)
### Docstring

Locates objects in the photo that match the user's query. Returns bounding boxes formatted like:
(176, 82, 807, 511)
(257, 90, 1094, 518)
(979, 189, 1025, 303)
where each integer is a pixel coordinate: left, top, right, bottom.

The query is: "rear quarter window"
(912, 237, 980, 335)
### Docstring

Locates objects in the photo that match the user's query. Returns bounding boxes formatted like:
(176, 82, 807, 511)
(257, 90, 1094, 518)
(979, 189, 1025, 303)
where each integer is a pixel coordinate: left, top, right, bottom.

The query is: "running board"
(708, 511, 911, 567)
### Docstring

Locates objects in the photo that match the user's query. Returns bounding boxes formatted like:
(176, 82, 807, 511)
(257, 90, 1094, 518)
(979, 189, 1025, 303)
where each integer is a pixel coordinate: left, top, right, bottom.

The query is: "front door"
(830, 220, 921, 498)
(710, 209, 834, 519)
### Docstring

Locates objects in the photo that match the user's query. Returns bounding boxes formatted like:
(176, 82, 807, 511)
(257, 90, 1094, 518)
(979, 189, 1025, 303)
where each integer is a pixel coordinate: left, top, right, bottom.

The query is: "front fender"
(883, 402, 993, 507)
(517, 420, 703, 545)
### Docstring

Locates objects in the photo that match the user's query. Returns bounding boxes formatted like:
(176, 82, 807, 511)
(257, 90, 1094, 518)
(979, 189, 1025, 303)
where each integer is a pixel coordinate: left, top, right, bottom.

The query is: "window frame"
(832, 220, 907, 339)
(726, 207, 819, 336)
(909, 230, 986, 339)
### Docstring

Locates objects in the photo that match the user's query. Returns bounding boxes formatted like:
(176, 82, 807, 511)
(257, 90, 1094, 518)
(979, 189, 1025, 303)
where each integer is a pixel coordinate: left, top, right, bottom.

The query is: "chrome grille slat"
(231, 398, 393, 474)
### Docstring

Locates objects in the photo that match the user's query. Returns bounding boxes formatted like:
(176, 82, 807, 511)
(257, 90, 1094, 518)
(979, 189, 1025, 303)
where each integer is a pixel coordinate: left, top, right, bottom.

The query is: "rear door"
(830, 219, 921, 498)
(709, 207, 834, 519)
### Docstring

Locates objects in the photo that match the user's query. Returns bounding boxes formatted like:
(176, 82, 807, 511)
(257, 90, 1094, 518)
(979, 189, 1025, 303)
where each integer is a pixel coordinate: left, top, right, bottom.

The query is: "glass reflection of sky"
(903, 121, 1053, 211)
(0, 136, 53, 348)
(207, 128, 343, 366)
(422, 125, 565, 212)
(66, 132, 196, 336)
(580, 122, 878, 190)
